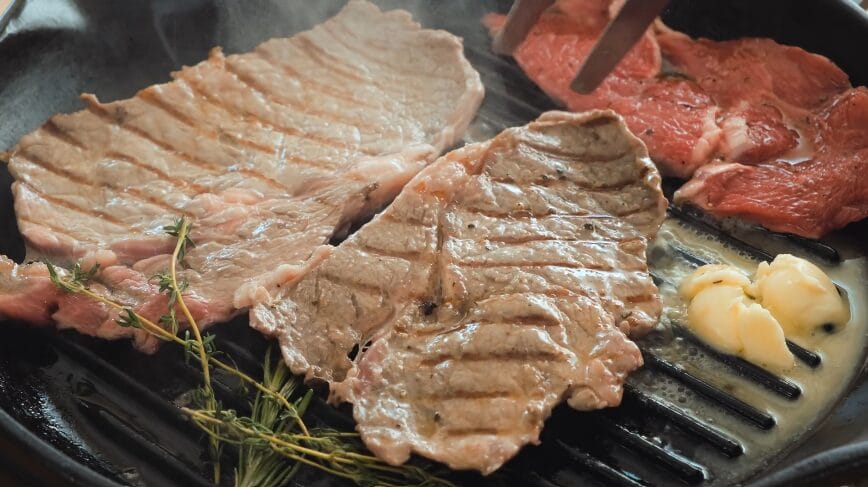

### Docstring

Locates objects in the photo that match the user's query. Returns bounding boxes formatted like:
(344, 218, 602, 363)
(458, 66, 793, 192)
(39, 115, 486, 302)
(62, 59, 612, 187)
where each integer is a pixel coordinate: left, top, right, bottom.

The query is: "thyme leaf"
(116, 308, 143, 329)
(163, 217, 196, 262)
(46, 261, 99, 292)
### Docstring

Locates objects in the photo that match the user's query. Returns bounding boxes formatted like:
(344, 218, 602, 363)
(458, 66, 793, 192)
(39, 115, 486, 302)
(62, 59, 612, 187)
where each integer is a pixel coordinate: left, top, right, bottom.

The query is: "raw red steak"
(484, 10, 659, 112)
(0, 0, 484, 349)
(488, 0, 867, 236)
(676, 87, 868, 238)
(611, 78, 721, 178)
(657, 31, 850, 164)
(251, 110, 666, 473)
(484, 9, 720, 178)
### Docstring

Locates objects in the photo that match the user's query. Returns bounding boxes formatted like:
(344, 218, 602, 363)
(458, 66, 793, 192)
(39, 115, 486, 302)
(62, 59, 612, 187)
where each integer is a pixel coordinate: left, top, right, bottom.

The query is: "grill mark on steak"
(317, 270, 391, 299)
(625, 293, 657, 304)
(16, 180, 126, 227)
(408, 314, 568, 338)
(292, 35, 372, 86)
(17, 217, 96, 246)
(102, 151, 207, 195)
(85, 102, 291, 192)
(356, 243, 429, 262)
(415, 391, 518, 401)
(481, 234, 643, 245)
(380, 212, 431, 228)
(222, 59, 385, 134)
(253, 48, 381, 111)
(487, 176, 648, 192)
(42, 121, 86, 149)
(13, 154, 187, 216)
(418, 351, 565, 368)
(177, 74, 372, 156)
(441, 428, 505, 437)
(476, 315, 562, 327)
(252, 111, 665, 474)
(137, 91, 279, 157)
(455, 260, 620, 271)
(463, 207, 592, 219)
(516, 138, 632, 163)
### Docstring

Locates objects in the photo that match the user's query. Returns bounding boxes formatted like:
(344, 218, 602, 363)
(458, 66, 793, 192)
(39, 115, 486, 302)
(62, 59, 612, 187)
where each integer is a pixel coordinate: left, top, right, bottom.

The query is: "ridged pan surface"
(0, 1, 866, 486)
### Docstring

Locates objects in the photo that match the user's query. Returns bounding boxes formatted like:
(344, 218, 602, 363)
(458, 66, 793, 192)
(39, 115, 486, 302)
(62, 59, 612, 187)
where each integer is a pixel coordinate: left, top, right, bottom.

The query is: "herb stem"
(168, 218, 220, 484)
(183, 408, 443, 487)
(184, 409, 357, 465)
(170, 219, 211, 390)
(208, 358, 310, 436)
(50, 278, 311, 438)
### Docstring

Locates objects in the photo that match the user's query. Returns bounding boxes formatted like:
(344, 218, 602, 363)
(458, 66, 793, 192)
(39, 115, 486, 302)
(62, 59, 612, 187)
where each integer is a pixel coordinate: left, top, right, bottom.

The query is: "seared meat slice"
(0, 0, 484, 350)
(251, 111, 667, 473)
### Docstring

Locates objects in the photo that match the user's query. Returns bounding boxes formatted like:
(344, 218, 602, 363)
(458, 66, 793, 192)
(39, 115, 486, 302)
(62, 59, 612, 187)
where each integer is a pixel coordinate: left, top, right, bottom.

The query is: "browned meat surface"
(0, 0, 484, 350)
(251, 111, 666, 473)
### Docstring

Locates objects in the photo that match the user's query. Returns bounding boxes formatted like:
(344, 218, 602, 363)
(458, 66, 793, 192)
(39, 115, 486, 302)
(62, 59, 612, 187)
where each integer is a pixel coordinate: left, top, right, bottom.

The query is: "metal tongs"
(492, 0, 670, 94)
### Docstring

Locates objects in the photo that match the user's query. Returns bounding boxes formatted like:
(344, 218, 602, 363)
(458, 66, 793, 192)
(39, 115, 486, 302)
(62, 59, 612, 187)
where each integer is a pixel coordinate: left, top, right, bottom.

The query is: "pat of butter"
(684, 284, 747, 354)
(680, 264, 752, 299)
(738, 303, 793, 371)
(750, 254, 850, 335)
(679, 254, 848, 371)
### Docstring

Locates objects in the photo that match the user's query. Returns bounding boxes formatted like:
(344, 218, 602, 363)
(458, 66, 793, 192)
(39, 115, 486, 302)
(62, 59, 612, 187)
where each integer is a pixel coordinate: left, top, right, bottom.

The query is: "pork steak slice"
(251, 110, 667, 473)
(0, 0, 483, 350)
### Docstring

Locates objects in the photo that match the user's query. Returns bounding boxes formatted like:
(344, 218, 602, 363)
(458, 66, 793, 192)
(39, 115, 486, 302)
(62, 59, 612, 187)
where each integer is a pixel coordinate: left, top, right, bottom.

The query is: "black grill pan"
(0, 1, 866, 486)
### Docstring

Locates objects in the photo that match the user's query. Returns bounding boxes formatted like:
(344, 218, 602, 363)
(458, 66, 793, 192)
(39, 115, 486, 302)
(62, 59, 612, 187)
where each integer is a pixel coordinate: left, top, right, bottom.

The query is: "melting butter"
(679, 254, 849, 371)
(750, 254, 850, 336)
(680, 265, 794, 370)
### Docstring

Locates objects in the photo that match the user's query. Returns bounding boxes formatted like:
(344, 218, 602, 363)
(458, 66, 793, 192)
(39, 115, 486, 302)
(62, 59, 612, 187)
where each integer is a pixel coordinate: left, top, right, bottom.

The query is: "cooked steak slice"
(251, 111, 666, 473)
(0, 0, 484, 350)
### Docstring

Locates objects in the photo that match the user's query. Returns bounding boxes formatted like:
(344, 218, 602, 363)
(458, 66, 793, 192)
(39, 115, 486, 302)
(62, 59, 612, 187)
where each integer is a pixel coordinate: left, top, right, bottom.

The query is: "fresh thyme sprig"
(161, 217, 221, 483)
(43, 218, 455, 487)
(234, 350, 308, 487)
(45, 261, 100, 293)
(163, 217, 196, 262)
(185, 351, 456, 487)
